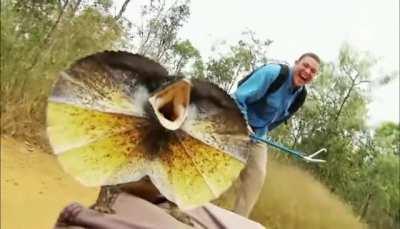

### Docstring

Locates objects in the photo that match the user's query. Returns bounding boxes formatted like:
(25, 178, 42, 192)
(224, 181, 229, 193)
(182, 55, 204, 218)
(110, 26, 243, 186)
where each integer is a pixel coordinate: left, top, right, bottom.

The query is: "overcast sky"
(119, 0, 399, 127)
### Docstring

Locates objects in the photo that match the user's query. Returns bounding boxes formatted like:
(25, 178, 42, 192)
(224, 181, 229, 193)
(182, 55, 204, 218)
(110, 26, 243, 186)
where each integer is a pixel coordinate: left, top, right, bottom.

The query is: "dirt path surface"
(1, 136, 98, 229)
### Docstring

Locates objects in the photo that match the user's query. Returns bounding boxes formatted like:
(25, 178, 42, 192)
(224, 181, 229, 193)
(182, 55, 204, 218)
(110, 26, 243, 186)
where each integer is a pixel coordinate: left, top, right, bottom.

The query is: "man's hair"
(298, 52, 320, 64)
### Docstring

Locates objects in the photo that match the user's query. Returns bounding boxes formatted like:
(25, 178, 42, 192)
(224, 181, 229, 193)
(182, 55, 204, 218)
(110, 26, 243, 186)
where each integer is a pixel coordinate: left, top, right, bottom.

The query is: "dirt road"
(1, 136, 98, 229)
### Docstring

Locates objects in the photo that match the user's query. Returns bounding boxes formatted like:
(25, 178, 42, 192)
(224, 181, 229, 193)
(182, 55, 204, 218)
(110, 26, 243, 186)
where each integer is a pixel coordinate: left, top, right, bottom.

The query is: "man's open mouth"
(299, 73, 307, 82)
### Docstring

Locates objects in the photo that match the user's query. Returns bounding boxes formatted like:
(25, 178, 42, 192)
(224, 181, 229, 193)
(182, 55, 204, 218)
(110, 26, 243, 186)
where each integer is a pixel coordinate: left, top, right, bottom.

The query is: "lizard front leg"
(90, 185, 121, 214)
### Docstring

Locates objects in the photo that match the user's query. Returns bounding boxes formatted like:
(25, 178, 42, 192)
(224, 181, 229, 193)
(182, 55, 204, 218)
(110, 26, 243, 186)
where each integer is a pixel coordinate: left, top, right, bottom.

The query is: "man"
(231, 52, 320, 217)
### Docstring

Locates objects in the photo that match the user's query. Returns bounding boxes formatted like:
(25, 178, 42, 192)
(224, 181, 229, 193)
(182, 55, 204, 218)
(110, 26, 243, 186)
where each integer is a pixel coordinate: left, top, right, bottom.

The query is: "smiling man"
(230, 52, 320, 217)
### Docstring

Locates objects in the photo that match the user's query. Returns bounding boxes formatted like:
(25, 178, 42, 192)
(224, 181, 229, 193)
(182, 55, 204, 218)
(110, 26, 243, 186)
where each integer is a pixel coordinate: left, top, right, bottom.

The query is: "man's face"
(292, 56, 320, 87)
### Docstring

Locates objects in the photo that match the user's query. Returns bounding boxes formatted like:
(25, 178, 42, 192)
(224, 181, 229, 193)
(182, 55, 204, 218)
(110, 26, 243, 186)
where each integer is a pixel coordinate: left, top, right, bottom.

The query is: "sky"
(118, 0, 399, 127)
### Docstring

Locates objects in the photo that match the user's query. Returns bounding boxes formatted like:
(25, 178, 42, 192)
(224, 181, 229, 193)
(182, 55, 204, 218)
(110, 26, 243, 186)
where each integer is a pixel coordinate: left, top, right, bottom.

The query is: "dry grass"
(250, 157, 367, 229)
(1, 90, 52, 153)
(215, 154, 367, 229)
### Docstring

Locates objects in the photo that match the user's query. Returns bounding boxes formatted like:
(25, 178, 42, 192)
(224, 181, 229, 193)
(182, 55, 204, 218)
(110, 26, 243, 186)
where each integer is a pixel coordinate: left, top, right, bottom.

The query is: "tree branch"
(115, 0, 131, 20)
(334, 66, 360, 121)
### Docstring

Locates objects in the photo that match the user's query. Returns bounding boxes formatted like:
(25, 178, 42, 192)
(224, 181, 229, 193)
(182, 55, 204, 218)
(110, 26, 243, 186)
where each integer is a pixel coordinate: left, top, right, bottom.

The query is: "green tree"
(118, 0, 197, 74)
(203, 30, 273, 91)
(128, 0, 190, 63)
(1, 0, 123, 147)
(374, 122, 400, 155)
(169, 39, 202, 75)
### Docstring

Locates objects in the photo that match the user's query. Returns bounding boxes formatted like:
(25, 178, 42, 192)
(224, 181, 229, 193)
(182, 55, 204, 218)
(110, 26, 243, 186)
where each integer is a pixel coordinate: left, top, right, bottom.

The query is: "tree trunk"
(71, 0, 82, 17)
(360, 193, 372, 219)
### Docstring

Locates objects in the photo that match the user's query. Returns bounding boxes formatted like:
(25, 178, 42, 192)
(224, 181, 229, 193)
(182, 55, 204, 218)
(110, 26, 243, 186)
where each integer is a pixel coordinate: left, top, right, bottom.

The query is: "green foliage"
(95, 0, 113, 11)
(129, 0, 191, 63)
(117, 0, 199, 76)
(363, 123, 400, 228)
(203, 31, 273, 91)
(367, 153, 400, 228)
(169, 39, 202, 75)
(205, 56, 240, 91)
(374, 122, 400, 155)
(1, 0, 122, 146)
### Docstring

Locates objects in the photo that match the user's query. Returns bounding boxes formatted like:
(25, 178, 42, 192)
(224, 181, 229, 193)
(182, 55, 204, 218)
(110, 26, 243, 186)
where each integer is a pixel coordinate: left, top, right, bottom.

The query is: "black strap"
(266, 64, 289, 95)
(237, 64, 289, 91)
(289, 87, 307, 114)
(236, 66, 263, 87)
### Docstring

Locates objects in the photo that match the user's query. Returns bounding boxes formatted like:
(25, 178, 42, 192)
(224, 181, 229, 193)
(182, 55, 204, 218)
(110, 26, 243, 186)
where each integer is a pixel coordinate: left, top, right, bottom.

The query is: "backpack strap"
(237, 64, 267, 87)
(237, 64, 289, 92)
(288, 87, 307, 114)
(265, 64, 289, 95)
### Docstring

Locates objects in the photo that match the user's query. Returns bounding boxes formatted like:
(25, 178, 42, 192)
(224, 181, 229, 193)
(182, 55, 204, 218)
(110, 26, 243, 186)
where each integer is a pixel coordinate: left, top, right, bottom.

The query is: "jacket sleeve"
(233, 64, 281, 122)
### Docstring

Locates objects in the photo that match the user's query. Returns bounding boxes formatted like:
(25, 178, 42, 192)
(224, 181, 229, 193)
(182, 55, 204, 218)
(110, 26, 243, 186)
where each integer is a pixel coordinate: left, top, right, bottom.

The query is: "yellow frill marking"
(58, 129, 147, 186)
(159, 133, 245, 209)
(47, 102, 144, 153)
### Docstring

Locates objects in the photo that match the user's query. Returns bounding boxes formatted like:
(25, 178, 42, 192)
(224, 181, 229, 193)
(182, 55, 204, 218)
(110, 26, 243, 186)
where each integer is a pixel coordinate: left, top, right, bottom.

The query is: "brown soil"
(1, 136, 98, 229)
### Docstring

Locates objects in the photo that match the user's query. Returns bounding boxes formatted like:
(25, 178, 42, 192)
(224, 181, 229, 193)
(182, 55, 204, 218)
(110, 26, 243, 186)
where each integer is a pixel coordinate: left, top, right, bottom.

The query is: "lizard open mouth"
(148, 79, 192, 130)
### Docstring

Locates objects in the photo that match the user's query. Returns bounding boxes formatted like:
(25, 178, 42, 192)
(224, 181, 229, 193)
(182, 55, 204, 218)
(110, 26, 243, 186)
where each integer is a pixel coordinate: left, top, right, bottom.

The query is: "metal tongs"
(250, 134, 327, 163)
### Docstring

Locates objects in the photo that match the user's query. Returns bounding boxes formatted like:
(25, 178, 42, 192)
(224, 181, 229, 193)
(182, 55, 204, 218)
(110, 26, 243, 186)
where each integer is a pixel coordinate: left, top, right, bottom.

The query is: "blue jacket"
(233, 64, 304, 139)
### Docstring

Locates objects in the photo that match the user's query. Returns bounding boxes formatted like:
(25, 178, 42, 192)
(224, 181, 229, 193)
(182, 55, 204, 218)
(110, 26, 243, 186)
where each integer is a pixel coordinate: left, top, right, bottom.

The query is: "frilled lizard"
(47, 51, 250, 226)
